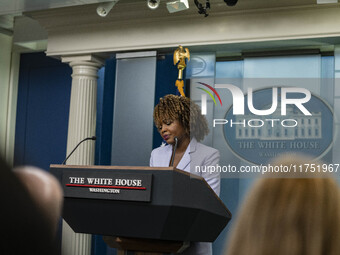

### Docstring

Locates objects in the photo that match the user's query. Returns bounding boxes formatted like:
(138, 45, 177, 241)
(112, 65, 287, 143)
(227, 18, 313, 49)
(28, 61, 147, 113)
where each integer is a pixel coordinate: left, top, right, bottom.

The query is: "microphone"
(170, 137, 178, 167)
(62, 136, 96, 165)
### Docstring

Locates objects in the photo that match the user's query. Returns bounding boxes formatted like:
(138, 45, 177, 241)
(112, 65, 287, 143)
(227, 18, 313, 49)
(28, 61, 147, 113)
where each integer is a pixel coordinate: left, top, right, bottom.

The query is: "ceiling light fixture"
(194, 0, 210, 17)
(147, 0, 161, 9)
(96, 0, 119, 17)
(224, 0, 238, 6)
(166, 0, 189, 13)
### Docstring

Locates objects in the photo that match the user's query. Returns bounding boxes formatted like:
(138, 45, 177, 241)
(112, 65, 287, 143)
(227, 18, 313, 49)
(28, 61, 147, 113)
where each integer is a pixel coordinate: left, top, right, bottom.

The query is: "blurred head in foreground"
(225, 153, 340, 255)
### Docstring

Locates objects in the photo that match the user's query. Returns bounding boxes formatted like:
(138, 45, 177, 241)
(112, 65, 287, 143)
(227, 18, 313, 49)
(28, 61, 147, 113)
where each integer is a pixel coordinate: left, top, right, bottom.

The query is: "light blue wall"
(212, 54, 334, 255)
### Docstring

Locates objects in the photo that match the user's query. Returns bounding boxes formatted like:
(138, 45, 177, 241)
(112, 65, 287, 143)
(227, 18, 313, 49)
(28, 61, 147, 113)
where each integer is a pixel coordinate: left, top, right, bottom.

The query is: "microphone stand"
(170, 137, 178, 167)
(62, 136, 96, 165)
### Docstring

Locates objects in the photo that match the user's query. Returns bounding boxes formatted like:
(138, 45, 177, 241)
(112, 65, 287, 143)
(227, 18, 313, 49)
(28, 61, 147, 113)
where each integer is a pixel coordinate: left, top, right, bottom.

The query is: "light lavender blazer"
(149, 138, 221, 255)
(150, 137, 220, 195)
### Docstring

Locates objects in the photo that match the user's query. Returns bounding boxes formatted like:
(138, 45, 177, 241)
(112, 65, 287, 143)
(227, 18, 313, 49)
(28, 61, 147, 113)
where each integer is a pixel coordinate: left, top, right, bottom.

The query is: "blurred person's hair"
(225, 153, 340, 255)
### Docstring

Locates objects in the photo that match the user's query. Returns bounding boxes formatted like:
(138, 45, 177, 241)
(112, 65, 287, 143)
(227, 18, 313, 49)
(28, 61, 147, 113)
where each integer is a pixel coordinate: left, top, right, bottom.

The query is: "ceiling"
(1, 0, 340, 55)
(0, 0, 337, 16)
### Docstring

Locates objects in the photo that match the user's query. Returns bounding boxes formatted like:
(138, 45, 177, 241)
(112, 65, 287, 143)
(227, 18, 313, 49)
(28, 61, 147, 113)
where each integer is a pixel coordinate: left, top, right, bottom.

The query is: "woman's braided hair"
(153, 94, 209, 142)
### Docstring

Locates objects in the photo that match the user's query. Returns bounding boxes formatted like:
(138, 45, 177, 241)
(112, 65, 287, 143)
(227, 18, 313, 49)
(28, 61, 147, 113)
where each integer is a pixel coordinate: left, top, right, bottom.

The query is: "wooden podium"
(50, 165, 231, 254)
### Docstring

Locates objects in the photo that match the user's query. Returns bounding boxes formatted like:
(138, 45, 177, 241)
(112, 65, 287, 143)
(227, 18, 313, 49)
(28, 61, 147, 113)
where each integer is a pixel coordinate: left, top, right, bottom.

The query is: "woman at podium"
(150, 94, 220, 255)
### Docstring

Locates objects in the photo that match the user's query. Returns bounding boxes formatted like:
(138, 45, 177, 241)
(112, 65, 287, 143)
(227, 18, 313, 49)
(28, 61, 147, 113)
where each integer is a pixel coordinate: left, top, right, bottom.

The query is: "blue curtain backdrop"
(15, 52, 72, 254)
(14, 52, 71, 170)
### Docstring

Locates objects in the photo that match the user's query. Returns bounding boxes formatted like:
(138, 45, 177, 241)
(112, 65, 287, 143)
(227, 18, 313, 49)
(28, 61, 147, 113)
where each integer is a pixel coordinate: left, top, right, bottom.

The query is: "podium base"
(103, 236, 189, 254)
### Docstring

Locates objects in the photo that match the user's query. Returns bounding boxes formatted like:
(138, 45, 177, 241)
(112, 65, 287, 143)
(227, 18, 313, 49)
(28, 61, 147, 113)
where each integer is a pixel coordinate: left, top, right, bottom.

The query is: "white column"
(61, 55, 103, 255)
(0, 33, 13, 161)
